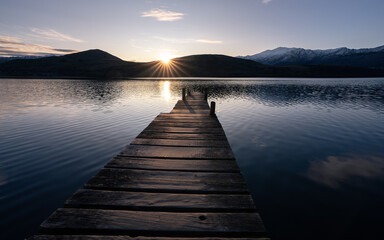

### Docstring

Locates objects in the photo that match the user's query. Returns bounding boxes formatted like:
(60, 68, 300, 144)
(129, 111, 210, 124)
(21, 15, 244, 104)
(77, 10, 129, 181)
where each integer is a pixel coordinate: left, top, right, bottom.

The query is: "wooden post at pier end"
(210, 101, 216, 115)
(182, 88, 186, 101)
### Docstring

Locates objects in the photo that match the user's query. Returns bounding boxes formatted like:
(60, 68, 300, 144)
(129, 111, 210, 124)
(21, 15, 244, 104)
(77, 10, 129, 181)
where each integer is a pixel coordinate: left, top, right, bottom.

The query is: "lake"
(0, 78, 383, 240)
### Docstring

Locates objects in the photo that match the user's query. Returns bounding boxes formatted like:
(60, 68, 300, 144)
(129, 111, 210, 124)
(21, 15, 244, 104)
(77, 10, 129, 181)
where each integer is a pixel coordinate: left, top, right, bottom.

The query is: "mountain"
(0, 49, 137, 78)
(1, 49, 383, 79)
(0, 55, 47, 63)
(239, 45, 384, 68)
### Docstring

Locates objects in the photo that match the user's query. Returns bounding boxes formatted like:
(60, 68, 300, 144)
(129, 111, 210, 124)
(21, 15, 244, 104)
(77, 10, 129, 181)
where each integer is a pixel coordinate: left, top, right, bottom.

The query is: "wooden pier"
(28, 90, 268, 240)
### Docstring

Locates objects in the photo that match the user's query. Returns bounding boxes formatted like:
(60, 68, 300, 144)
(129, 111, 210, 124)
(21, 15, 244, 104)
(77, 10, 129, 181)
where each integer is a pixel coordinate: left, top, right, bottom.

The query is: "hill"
(1, 49, 383, 79)
(0, 49, 137, 78)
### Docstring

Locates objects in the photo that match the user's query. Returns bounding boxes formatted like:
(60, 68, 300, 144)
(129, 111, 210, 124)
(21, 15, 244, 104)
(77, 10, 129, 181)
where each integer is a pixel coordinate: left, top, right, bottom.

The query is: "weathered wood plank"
(143, 126, 225, 134)
(138, 132, 227, 140)
(39, 208, 266, 237)
(84, 168, 248, 193)
(158, 113, 215, 118)
(185, 98, 207, 101)
(130, 139, 230, 148)
(176, 100, 209, 105)
(175, 104, 209, 108)
(152, 118, 218, 123)
(120, 145, 235, 159)
(148, 124, 222, 129)
(148, 122, 221, 128)
(29, 235, 269, 240)
(106, 157, 239, 172)
(170, 110, 211, 114)
(65, 189, 254, 212)
(173, 105, 210, 110)
(87, 168, 245, 184)
(154, 118, 217, 123)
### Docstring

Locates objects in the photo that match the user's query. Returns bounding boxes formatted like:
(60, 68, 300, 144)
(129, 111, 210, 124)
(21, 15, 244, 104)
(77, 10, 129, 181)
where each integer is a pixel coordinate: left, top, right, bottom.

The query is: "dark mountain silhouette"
(0, 49, 383, 79)
(0, 49, 134, 78)
(239, 45, 384, 68)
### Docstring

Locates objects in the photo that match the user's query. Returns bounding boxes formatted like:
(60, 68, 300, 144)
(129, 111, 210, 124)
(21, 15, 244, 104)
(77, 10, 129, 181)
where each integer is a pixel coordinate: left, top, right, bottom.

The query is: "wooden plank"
(158, 113, 215, 118)
(86, 168, 245, 184)
(173, 105, 210, 110)
(153, 118, 218, 123)
(170, 110, 211, 114)
(185, 98, 206, 101)
(84, 168, 248, 193)
(148, 122, 221, 128)
(29, 235, 269, 240)
(143, 126, 225, 134)
(120, 145, 235, 159)
(153, 119, 218, 124)
(173, 106, 209, 110)
(137, 132, 227, 140)
(176, 100, 209, 105)
(65, 189, 254, 212)
(175, 103, 209, 107)
(106, 157, 239, 172)
(39, 208, 266, 237)
(174, 103, 208, 107)
(175, 102, 207, 105)
(130, 139, 230, 148)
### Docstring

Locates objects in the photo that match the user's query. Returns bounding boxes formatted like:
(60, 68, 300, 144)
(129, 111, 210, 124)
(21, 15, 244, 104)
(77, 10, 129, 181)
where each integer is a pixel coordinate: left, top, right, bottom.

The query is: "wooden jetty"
(28, 90, 268, 240)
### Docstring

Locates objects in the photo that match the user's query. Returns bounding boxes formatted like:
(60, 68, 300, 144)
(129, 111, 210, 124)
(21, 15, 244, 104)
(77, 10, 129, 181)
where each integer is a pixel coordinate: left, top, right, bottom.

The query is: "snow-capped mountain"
(0, 54, 66, 63)
(239, 45, 384, 68)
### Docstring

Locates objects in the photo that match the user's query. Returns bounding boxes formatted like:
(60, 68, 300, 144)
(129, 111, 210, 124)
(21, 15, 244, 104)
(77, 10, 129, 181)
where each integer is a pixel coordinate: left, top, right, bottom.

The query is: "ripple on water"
(0, 78, 383, 240)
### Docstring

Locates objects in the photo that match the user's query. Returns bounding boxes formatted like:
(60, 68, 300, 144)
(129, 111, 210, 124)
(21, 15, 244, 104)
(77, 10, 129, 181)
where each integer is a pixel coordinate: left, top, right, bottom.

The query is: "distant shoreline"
(1, 76, 384, 80)
(1, 49, 383, 79)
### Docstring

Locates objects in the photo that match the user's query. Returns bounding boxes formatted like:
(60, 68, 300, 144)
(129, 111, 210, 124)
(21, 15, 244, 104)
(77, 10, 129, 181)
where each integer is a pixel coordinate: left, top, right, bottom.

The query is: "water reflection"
(161, 81, 171, 102)
(0, 79, 124, 116)
(0, 78, 383, 240)
(308, 154, 384, 188)
(192, 80, 384, 111)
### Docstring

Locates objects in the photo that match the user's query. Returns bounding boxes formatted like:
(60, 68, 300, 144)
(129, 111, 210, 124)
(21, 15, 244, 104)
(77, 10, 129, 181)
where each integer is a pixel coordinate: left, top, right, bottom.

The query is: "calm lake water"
(0, 78, 383, 240)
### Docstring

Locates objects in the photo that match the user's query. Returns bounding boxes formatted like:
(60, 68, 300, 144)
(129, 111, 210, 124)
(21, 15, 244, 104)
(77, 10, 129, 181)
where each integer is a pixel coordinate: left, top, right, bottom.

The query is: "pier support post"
(182, 88, 186, 101)
(204, 89, 208, 100)
(210, 101, 216, 116)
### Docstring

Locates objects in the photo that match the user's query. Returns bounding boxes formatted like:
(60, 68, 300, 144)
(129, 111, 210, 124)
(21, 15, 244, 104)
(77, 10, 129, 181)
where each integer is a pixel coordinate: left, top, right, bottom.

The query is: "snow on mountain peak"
(239, 45, 384, 66)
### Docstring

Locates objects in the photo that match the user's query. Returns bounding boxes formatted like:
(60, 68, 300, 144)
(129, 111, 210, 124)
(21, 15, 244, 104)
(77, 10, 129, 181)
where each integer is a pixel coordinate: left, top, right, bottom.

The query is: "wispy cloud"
(153, 36, 222, 44)
(0, 35, 78, 57)
(262, 0, 272, 4)
(141, 8, 184, 21)
(197, 39, 223, 44)
(153, 36, 193, 43)
(30, 28, 84, 42)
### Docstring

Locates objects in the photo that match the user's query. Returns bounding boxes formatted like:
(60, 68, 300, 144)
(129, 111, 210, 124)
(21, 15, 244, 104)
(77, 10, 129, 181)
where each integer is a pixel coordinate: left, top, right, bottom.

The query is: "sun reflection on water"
(161, 81, 171, 101)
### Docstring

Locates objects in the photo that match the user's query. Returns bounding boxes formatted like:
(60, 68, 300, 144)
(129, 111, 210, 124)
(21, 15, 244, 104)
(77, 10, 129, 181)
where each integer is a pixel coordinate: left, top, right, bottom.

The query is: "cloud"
(30, 28, 84, 42)
(141, 8, 184, 21)
(262, 0, 272, 3)
(197, 39, 223, 44)
(0, 35, 24, 45)
(153, 36, 193, 43)
(153, 36, 222, 44)
(0, 35, 78, 57)
(307, 154, 384, 188)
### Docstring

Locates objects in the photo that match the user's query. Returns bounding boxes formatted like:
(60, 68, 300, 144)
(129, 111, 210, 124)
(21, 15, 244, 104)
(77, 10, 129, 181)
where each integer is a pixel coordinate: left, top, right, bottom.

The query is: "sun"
(159, 53, 172, 64)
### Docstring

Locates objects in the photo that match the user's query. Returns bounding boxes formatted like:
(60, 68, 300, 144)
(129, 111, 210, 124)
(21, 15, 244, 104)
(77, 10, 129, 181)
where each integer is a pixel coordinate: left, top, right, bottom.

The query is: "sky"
(0, 0, 383, 61)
